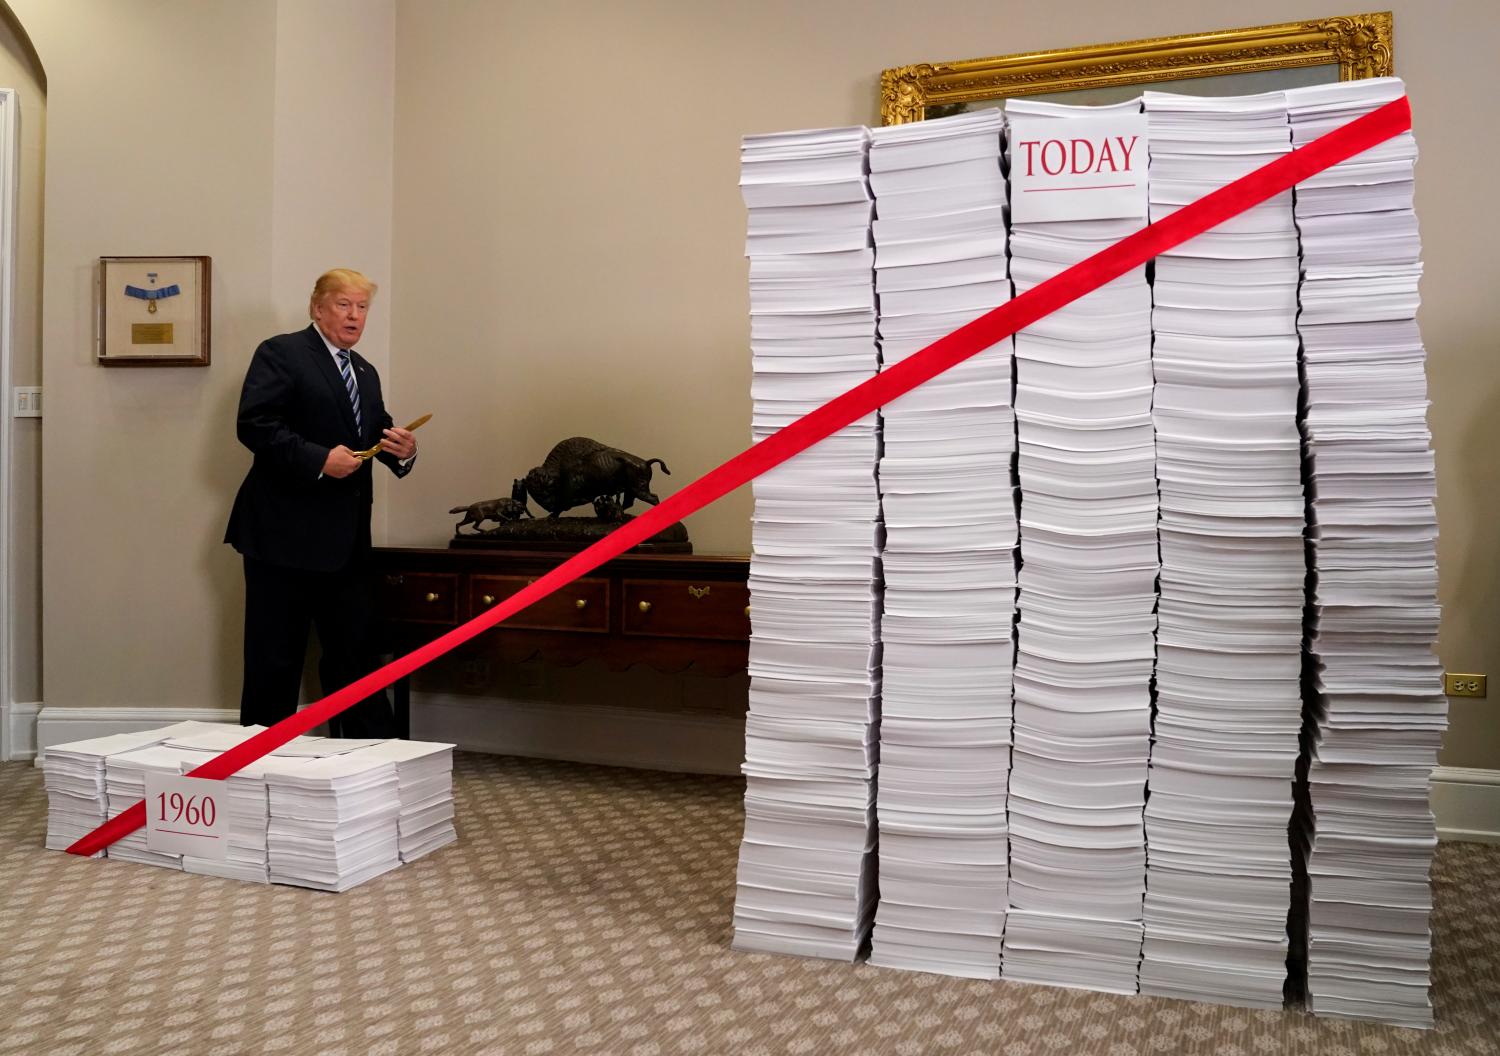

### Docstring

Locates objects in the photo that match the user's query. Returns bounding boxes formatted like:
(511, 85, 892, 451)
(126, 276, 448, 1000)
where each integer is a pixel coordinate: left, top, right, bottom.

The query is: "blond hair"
(309, 268, 377, 318)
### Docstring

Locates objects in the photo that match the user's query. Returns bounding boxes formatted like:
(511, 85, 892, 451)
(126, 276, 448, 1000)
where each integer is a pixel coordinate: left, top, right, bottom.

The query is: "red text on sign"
(1017, 136, 1139, 177)
(156, 791, 217, 828)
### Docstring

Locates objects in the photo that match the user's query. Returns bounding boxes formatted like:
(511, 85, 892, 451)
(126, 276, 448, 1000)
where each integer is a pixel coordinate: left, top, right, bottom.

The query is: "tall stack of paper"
(262, 754, 402, 892)
(1288, 77, 1442, 1030)
(349, 739, 458, 862)
(105, 744, 210, 869)
(733, 124, 883, 961)
(1138, 90, 1304, 1009)
(864, 109, 1015, 979)
(1001, 98, 1155, 995)
(43, 723, 221, 855)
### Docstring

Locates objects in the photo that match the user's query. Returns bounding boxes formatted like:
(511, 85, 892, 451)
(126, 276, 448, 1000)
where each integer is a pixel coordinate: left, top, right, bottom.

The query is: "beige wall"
(15, 0, 280, 714)
(8, 1, 1499, 769)
(386, 0, 1500, 769)
(269, 0, 397, 540)
(12, 0, 394, 714)
(0, 5, 42, 707)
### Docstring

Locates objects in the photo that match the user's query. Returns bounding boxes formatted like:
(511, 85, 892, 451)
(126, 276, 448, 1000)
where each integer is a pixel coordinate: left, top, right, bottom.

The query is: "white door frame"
(0, 89, 19, 760)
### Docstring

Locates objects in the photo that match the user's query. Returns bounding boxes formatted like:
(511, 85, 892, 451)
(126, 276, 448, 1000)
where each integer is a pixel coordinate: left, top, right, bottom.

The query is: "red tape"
(68, 95, 1413, 858)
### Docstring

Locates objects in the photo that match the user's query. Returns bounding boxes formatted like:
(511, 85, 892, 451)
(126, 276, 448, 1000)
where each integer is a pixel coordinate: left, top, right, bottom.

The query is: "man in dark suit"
(225, 268, 417, 737)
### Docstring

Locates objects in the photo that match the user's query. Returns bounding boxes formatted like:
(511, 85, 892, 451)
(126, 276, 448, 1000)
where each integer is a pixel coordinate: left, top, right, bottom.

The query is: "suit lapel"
(305, 325, 360, 440)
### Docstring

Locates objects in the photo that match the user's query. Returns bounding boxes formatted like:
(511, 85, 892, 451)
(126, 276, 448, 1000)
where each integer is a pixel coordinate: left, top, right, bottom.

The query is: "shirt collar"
(313, 325, 353, 359)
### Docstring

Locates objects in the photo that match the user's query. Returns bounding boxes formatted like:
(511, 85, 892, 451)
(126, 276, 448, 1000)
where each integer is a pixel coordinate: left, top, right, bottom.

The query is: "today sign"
(1009, 112, 1149, 224)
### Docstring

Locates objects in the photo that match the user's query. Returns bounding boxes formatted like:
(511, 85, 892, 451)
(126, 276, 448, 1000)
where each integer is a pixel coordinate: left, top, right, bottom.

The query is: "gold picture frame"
(880, 12, 1393, 125)
(97, 255, 212, 367)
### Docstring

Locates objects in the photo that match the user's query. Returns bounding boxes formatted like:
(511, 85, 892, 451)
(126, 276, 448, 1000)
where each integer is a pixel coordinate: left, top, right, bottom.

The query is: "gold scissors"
(355, 413, 432, 460)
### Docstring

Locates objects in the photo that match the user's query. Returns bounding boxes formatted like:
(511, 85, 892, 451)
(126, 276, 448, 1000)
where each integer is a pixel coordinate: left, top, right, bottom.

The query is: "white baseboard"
(0, 700, 40, 761)
(411, 691, 746, 776)
(33, 705, 239, 764)
(1432, 766, 1500, 844)
(21, 698, 744, 776)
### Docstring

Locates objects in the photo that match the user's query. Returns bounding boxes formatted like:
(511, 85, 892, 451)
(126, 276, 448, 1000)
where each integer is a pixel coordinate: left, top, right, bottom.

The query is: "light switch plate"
(13, 386, 40, 418)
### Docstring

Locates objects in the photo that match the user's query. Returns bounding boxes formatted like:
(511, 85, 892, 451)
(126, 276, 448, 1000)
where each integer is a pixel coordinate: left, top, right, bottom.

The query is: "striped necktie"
(335, 349, 363, 433)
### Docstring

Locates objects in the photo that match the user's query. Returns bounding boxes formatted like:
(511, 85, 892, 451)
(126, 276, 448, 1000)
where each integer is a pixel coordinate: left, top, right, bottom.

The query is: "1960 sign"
(143, 771, 228, 860)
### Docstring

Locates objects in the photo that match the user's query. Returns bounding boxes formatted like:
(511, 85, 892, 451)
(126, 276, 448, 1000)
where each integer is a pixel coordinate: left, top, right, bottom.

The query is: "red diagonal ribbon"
(68, 95, 1413, 858)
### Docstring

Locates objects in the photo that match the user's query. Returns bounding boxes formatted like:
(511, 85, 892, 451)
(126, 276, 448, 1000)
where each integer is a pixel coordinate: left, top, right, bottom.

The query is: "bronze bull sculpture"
(522, 437, 670, 518)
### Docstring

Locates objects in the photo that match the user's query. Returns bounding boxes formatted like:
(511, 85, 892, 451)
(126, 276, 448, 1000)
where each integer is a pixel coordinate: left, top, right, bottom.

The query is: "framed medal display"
(97, 255, 211, 366)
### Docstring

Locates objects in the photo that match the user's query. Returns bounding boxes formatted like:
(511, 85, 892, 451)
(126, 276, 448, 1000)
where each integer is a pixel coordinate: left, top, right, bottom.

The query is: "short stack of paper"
(105, 744, 210, 869)
(163, 723, 385, 759)
(1288, 77, 1442, 1030)
(262, 753, 402, 893)
(161, 725, 389, 882)
(163, 723, 270, 753)
(351, 739, 458, 861)
(270, 737, 388, 758)
(176, 759, 273, 883)
(1001, 97, 1156, 995)
(733, 124, 883, 961)
(43, 744, 109, 855)
(42, 723, 222, 855)
(1139, 89, 1304, 1009)
(864, 108, 1015, 980)
(45, 723, 456, 891)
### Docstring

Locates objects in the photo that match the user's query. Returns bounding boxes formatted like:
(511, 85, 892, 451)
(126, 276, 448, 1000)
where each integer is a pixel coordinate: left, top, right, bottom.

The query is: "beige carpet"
(0, 752, 1496, 1056)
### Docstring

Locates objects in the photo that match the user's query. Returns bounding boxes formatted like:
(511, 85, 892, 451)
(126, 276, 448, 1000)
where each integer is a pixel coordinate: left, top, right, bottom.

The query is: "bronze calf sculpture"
(449, 496, 531, 534)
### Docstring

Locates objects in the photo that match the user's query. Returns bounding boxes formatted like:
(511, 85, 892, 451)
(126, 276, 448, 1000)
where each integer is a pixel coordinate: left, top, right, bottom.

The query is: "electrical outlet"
(1444, 673, 1487, 698)
(13, 386, 40, 418)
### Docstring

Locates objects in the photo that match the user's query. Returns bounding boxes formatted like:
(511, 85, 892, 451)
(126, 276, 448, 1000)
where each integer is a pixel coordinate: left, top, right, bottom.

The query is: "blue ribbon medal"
(124, 271, 181, 314)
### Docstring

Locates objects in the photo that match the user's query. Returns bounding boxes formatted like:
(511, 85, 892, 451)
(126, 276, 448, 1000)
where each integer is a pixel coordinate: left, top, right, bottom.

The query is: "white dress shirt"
(314, 327, 416, 472)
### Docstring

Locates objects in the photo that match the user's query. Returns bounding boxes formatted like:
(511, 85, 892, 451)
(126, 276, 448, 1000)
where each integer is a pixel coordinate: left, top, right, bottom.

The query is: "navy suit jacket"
(225, 324, 412, 572)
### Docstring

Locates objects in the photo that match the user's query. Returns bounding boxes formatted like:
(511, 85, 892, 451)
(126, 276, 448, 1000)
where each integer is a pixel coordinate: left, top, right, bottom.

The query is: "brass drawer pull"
(744, 605, 751, 617)
(688, 585, 711, 599)
(425, 592, 440, 603)
(638, 601, 652, 613)
(482, 594, 496, 606)
(575, 598, 588, 610)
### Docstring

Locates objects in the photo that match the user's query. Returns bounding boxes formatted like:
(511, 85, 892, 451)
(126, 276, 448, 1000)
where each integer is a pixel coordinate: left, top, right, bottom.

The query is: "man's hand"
(381, 427, 417, 461)
(322, 445, 363, 478)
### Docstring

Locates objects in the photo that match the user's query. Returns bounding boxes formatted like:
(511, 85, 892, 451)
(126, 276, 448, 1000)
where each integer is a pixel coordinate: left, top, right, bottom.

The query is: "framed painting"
(880, 12, 1393, 124)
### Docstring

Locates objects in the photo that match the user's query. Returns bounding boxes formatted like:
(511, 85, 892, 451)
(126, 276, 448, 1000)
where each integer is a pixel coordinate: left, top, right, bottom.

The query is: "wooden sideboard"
(371, 546, 751, 736)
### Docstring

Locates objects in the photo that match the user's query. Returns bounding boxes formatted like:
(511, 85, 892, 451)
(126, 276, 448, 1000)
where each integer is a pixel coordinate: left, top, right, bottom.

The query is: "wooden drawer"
(470, 575, 609, 633)
(380, 571, 459, 625)
(622, 579, 751, 640)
